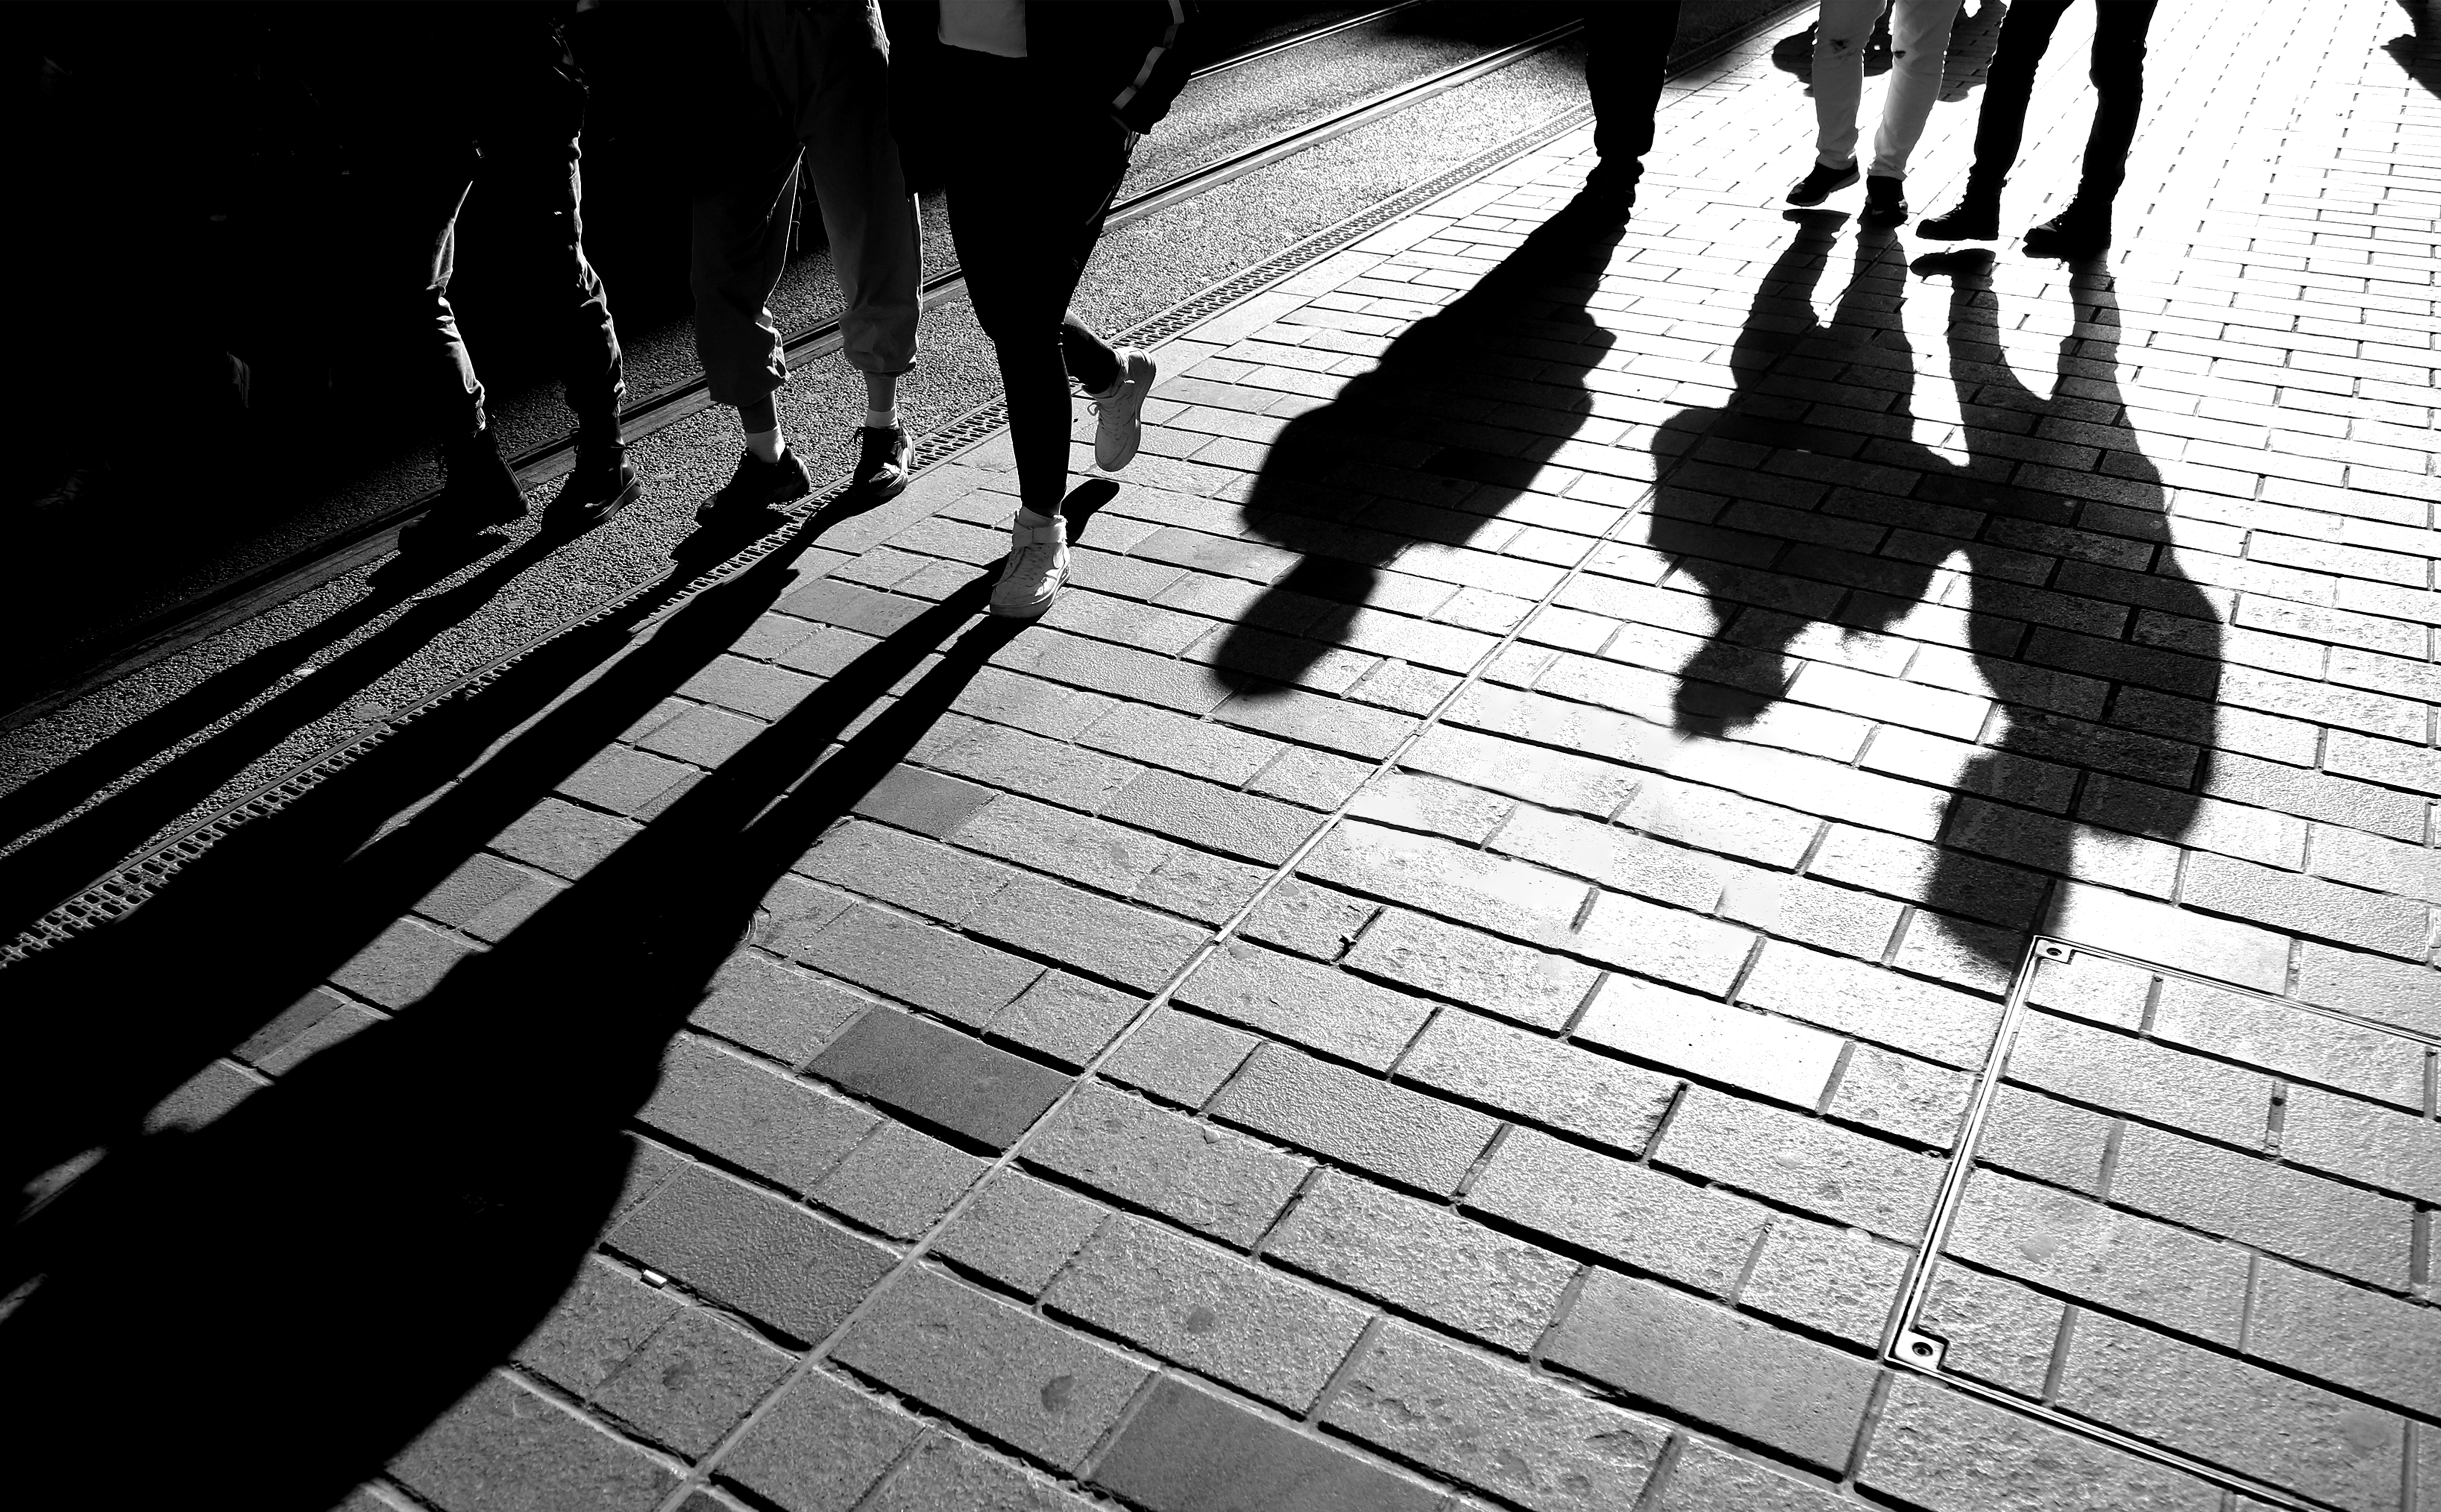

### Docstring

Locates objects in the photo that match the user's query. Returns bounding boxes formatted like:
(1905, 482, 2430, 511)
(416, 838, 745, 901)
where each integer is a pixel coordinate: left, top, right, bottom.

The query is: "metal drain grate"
(1886, 936, 2440, 1512)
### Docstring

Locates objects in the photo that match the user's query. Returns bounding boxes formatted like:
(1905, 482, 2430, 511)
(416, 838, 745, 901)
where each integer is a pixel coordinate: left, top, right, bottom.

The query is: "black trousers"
(1966, 0, 2158, 204)
(940, 48, 1131, 514)
(1583, 1, 1682, 198)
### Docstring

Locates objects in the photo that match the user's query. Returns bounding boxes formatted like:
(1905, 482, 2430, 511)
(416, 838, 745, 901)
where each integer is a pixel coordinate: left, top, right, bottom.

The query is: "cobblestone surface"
(12, 0, 2437, 1508)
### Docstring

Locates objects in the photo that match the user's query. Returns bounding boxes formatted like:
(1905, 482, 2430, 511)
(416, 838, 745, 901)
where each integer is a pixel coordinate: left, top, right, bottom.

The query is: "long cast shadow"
(1215, 217, 1626, 691)
(1650, 221, 2219, 969)
(0, 556, 1015, 1507)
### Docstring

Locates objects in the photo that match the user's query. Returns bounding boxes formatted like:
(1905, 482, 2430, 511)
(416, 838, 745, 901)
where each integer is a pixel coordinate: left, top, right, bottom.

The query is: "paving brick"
(1574, 975, 1843, 1108)
(1323, 1320, 1669, 1512)
(1653, 1438, 1850, 1512)
(2293, 943, 2441, 1036)
(1736, 1216, 1906, 1349)
(513, 1257, 680, 1399)
(934, 1169, 1110, 1297)
(2183, 850, 2430, 959)
(331, 918, 479, 1009)
(559, 746, 697, 816)
(812, 1118, 990, 1239)
(609, 1164, 896, 1345)
(688, 953, 869, 1065)
(1239, 876, 1380, 959)
(832, 1266, 1149, 1471)
(1301, 819, 1591, 947)
(1134, 844, 1270, 924)
(492, 796, 642, 879)
(391, 1372, 677, 1512)
(2246, 1255, 2441, 1419)
(1463, 1128, 1770, 1296)
(749, 875, 858, 958)
(1104, 767, 1325, 866)
(2055, 1312, 2406, 1512)
(1944, 1169, 2248, 1346)
(1915, 1263, 2066, 1400)
(1399, 1007, 1677, 1155)
(1217, 688, 1416, 759)
(1044, 1213, 1370, 1411)
(637, 1036, 875, 1193)
(966, 873, 1210, 992)
(592, 1305, 794, 1457)
(808, 1005, 1069, 1150)
(1548, 1268, 1876, 1473)
(987, 970, 1142, 1068)
(2006, 1011, 2274, 1149)
(2150, 979, 2428, 1110)
(1399, 724, 1640, 816)
(1095, 1377, 1443, 1512)
(1247, 742, 1377, 810)
(1860, 1374, 2220, 1512)
(1575, 888, 1759, 996)
(2110, 1120, 2415, 1288)
(1027, 1080, 1309, 1247)
(1101, 1007, 1260, 1107)
(1829, 1043, 1973, 1147)
(1346, 768, 1517, 842)
(1342, 905, 1602, 1031)
(1265, 1168, 1575, 1353)
(1977, 1084, 2111, 1195)
(1078, 702, 1284, 785)
(1737, 942, 2001, 1069)
(414, 854, 563, 940)
(791, 905, 1041, 1027)
(867, 1432, 1100, 1512)
(914, 717, 1145, 810)
(1211, 1042, 1498, 1196)
(1657, 1087, 1941, 1240)
(940, 796, 1168, 899)
(2278, 1084, 2441, 1203)
(1175, 940, 1435, 1069)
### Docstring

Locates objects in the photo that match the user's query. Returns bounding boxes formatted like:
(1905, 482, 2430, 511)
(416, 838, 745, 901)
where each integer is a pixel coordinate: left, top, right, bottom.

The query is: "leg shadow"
(1216, 217, 1626, 692)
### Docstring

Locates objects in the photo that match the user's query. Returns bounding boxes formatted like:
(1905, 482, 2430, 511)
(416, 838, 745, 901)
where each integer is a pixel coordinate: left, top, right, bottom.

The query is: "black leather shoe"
(2023, 201, 2112, 258)
(1860, 175, 1907, 228)
(1787, 160, 1859, 206)
(406, 426, 526, 546)
(853, 425, 913, 500)
(1918, 189, 2001, 240)
(558, 441, 641, 526)
(698, 446, 811, 523)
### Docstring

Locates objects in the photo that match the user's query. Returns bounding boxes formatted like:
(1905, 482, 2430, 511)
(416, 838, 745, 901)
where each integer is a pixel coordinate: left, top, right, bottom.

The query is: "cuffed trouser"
(939, 47, 1131, 514)
(1813, 0, 1966, 177)
(1582, 2, 1681, 199)
(691, 0, 920, 406)
(373, 139, 626, 441)
(1963, 0, 2156, 203)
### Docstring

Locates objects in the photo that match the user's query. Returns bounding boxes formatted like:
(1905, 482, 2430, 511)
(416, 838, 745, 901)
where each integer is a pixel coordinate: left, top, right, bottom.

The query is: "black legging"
(1582, 1, 1681, 199)
(942, 49, 1129, 516)
(1964, 0, 2158, 204)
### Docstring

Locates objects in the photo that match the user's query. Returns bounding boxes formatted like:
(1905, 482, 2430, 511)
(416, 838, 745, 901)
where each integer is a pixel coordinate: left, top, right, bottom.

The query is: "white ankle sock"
(745, 427, 784, 464)
(1015, 507, 1062, 533)
(864, 406, 900, 431)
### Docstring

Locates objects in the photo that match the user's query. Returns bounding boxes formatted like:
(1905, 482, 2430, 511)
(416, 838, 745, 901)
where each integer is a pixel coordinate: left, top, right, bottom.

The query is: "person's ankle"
(864, 406, 901, 431)
(1016, 506, 1062, 531)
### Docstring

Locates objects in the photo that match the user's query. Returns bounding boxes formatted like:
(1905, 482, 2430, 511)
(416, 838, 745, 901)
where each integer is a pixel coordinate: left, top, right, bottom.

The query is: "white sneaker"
(989, 514, 1070, 619)
(1090, 348, 1157, 472)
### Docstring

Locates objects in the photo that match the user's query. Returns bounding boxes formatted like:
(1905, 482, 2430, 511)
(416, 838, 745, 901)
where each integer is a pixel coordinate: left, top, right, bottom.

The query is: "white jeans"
(1812, 0, 1965, 178)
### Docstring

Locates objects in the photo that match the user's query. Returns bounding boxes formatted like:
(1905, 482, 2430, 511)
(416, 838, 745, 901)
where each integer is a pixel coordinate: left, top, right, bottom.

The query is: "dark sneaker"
(2023, 201, 2112, 259)
(557, 442, 641, 526)
(406, 426, 526, 545)
(1860, 174, 1908, 228)
(853, 425, 913, 499)
(1918, 189, 2002, 240)
(698, 447, 811, 523)
(1787, 160, 1859, 206)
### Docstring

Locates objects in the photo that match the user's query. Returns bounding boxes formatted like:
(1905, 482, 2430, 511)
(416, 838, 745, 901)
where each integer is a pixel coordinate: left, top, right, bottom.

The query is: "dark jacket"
(882, 1, 1196, 176)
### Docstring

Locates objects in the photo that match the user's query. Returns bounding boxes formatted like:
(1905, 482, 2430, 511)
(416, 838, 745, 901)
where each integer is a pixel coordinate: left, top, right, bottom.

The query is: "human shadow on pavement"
(1650, 219, 2220, 971)
(0, 541, 1020, 1505)
(2389, 0, 2441, 96)
(1214, 216, 1626, 692)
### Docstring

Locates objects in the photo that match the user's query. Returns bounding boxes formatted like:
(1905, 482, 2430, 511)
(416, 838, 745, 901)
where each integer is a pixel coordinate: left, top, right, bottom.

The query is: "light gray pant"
(1812, 0, 1965, 178)
(692, 0, 920, 403)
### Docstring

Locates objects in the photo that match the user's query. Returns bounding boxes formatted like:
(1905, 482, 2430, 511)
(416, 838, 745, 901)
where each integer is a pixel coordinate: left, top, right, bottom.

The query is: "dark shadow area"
(1215, 217, 1627, 690)
(0, 538, 1021, 1505)
(1649, 218, 2220, 968)
(2388, 0, 2441, 95)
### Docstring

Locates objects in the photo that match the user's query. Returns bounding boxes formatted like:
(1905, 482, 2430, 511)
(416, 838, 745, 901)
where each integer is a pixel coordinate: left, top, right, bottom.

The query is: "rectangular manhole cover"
(1886, 938, 2438, 1512)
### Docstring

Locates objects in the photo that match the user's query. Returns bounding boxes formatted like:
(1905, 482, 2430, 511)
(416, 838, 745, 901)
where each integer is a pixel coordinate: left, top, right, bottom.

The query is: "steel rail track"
(5, 8, 1583, 735)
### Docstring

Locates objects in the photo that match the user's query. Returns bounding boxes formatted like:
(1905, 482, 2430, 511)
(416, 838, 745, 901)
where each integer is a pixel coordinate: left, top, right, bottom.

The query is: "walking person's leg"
(1919, 0, 2070, 237)
(1561, 0, 1681, 226)
(1791, 0, 1881, 205)
(691, 148, 817, 517)
(509, 133, 641, 523)
(769, 0, 924, 497)
(1859, 0, 1964, 224)
(2024, 0, 2157, 255)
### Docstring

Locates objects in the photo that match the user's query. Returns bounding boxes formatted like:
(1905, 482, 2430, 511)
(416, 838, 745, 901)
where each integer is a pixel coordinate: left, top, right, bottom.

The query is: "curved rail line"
(16, 11, 1586, 734)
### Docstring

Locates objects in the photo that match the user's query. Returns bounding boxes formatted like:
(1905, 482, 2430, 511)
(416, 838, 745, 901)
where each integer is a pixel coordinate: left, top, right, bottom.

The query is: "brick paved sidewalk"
(12, 1, 2435, 1509)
